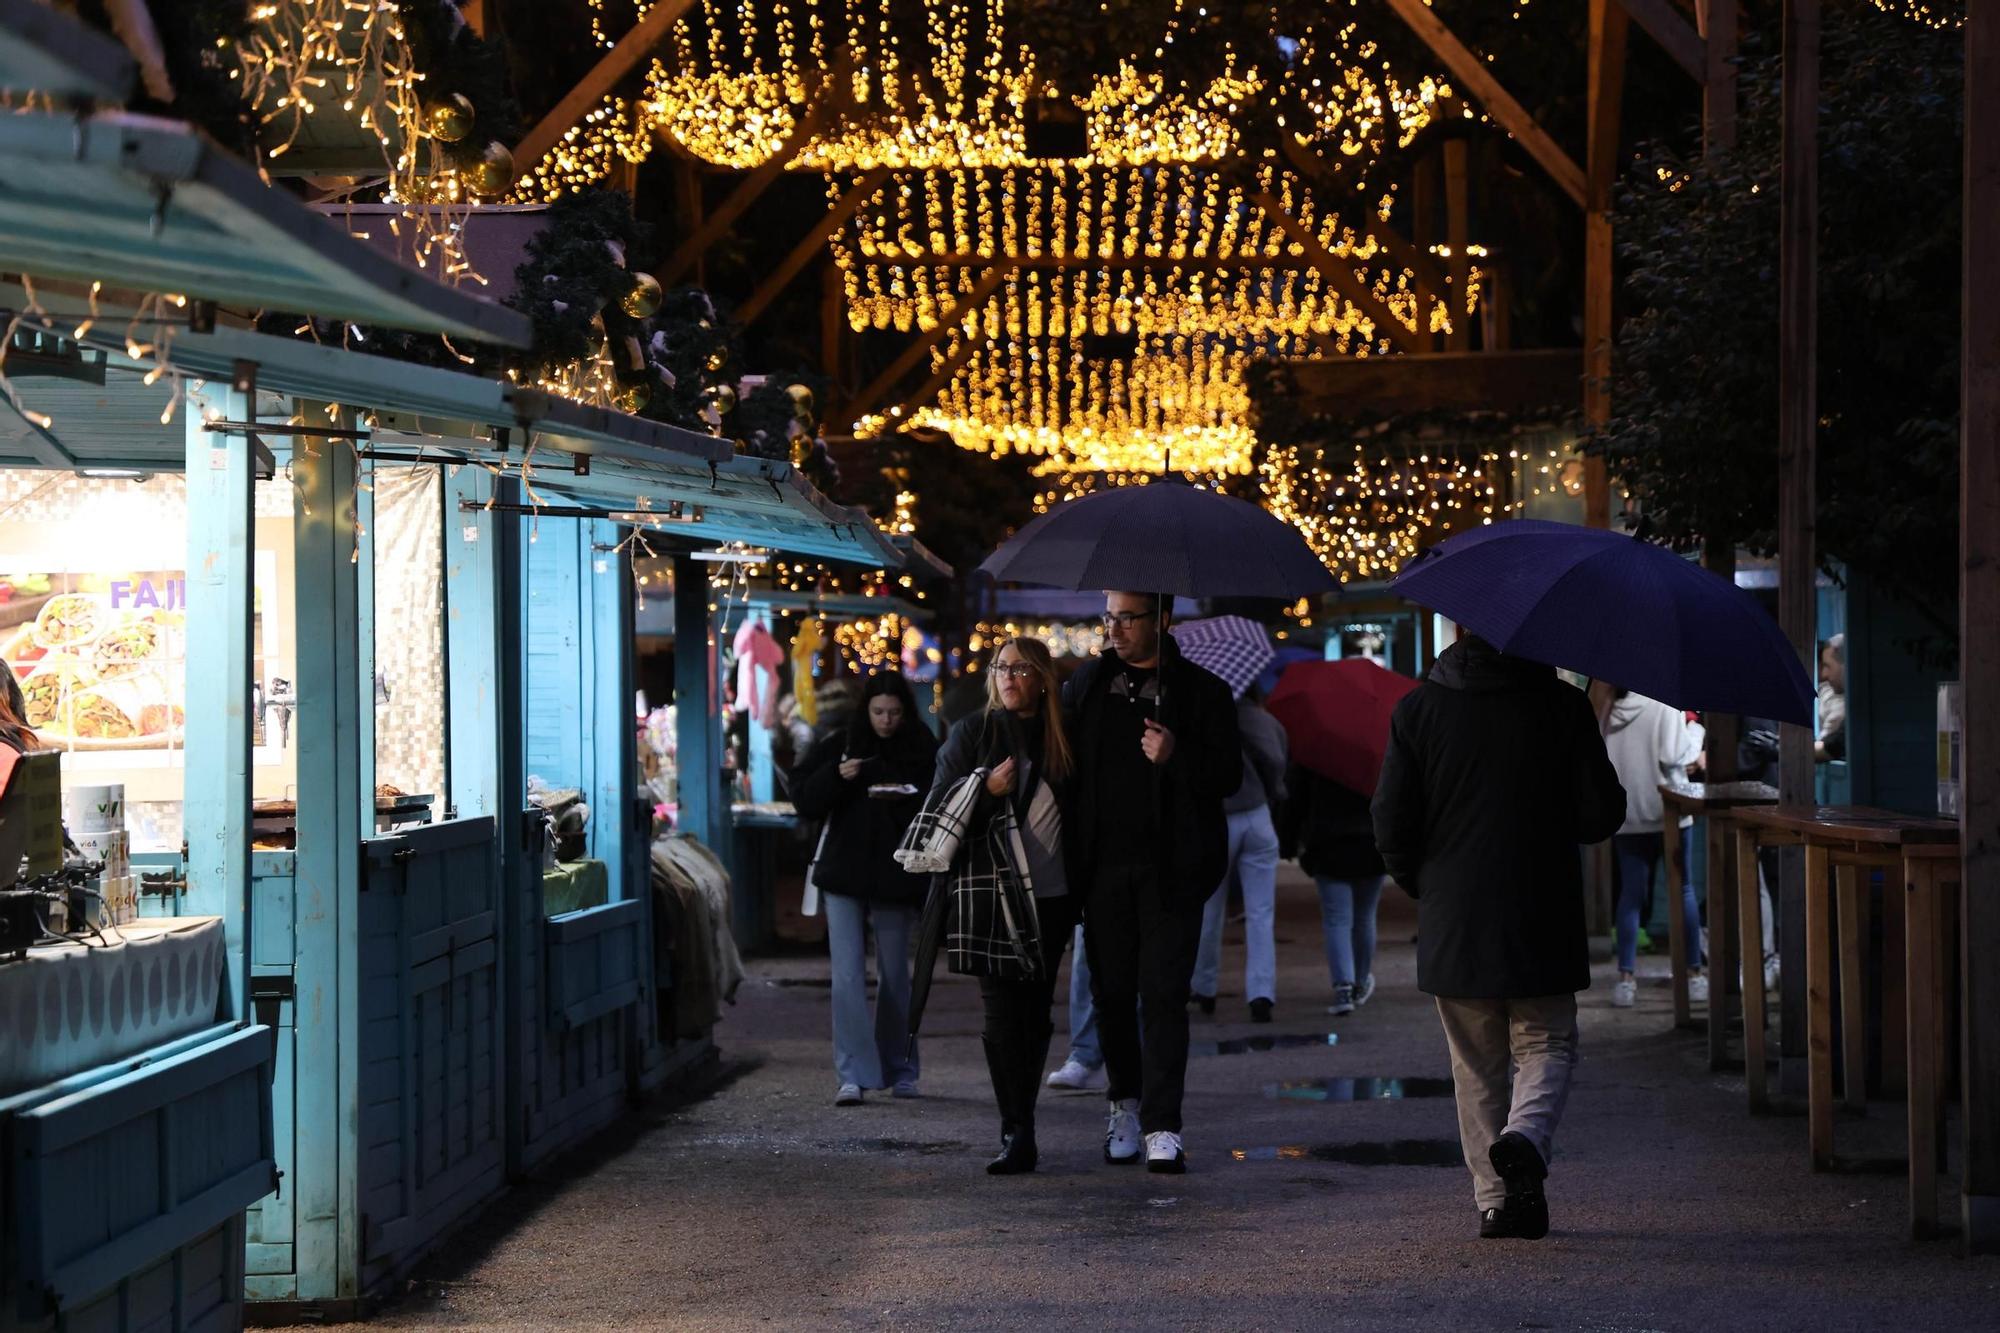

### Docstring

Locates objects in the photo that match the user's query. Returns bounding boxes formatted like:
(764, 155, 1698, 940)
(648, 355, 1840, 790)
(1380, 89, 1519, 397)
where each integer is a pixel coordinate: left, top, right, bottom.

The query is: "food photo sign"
(2, 555, 285, 764)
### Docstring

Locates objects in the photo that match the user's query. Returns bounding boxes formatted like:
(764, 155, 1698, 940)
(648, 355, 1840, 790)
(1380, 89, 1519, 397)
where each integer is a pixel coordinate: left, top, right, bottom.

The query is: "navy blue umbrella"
(1392, 519, 1814, 725)
(978, 482, 1337, 598)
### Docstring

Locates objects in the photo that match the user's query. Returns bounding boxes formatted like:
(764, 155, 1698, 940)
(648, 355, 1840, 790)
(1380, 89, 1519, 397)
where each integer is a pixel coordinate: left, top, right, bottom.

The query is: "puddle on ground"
(1192, 1032, 1339, 1056)
(1228, 1139, 1463, 1167)
(1262, 1076, 1454, 1102)
(811, 1137, 972, 1157)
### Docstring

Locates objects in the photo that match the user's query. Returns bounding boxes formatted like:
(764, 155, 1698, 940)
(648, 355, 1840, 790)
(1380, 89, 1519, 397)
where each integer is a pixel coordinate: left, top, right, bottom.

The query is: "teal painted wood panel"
(181, 381, 255, 1024)
(4, 1026, 274, 1324)
(1844, 572, 1951, 815)
(524, 520, 586, 794)
(288, 414, 366, 1304)
(587, 520, 630, 888)
(353, 818, 505, 1295)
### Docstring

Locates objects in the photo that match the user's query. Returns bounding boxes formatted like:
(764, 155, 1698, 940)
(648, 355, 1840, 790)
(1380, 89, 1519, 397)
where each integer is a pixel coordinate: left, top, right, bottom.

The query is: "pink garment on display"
(732, 617, 784, 726)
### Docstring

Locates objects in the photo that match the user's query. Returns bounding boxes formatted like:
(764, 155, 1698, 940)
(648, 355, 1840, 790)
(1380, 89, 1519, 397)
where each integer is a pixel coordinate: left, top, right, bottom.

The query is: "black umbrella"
(978, 480, 1337, 597)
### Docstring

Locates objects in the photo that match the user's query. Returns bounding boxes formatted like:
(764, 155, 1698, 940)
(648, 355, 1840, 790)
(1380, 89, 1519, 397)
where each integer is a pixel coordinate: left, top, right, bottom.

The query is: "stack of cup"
(64, 784, 135, 923)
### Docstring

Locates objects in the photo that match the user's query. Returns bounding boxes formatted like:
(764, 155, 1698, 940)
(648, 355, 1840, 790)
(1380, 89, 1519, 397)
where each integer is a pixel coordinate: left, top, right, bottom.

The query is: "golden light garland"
(969, 620, 1105, 661)
(1866, 0, 1964, 28)
(238, 1, 486, 281)
(510, 0, 1462, 197)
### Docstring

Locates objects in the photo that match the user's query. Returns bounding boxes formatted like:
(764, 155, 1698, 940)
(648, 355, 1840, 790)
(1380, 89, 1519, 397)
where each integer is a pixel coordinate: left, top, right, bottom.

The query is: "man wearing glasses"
(1061, 591, 1242, 1172)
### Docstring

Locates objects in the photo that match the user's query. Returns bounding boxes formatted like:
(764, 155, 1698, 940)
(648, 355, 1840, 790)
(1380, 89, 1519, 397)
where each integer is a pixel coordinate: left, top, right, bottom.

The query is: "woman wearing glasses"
(930, 637, 1077, 1173)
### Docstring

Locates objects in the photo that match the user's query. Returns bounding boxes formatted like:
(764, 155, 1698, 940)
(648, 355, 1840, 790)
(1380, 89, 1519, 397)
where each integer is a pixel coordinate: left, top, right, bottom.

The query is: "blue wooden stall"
(0, 10, 528, 1323)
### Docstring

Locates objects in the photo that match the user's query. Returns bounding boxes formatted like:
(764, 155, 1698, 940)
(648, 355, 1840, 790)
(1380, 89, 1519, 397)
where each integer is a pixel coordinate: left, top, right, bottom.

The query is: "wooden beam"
(1275, 133, 1453, 298)
(1381, 0, 1587, 207)
(1775, 0, 1819, 806)
(1412, 151, 1440, 349)
(1960, 0, 2000, 1259)
(1443, 140, 1472, 352)
(1249, 192, 1425, 354)
(1698, 0, 1740, 776)
(1699, 0, 1740, 151)
(508, 0, 698, 186)
(1279, 349, 1582, 417)
(842, 265, 1013, 427)
(1583, 0, 1630, 528)
(874, 332, 984, 430)
(1616, 0, 1708, 82)
(820, 261, 845, 393)
(655, 100, 831, 289)
(734, 168, 891, 328)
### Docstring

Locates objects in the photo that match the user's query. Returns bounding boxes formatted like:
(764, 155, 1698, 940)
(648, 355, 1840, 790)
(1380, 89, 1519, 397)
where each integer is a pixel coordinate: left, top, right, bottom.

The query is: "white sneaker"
(1611, 977, 1638, 1009)
(1688, 973, 1711, 1005)
(1104, 1099, 1141, 1164)
(834, 1083, 863, 1106)
(1355, 974, 1377, 1007)
(1047, 1058, 1105, 1091)
(1764, 955, 1782, 992)
(1145, 1130, 1186, 1174)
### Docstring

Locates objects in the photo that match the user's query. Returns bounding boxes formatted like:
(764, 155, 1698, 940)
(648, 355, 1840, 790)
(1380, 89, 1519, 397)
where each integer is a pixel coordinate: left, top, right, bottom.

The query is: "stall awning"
(0, 112, 530, 347)
(728, 590, 929, 624)
(891, 536, 954, 584)
(0, 0, 133, 101)
(2, 325, 905, 568)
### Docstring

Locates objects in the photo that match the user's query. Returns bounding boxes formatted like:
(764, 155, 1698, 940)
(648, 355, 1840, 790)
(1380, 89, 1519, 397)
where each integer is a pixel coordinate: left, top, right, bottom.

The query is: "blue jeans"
(1614, 828, 1703, 975)
(823, 893, 919, 1088)
(1317, 874, 1386, 989)
(1191, 807, 1282, 1003)
(1065, 923, 1101, 1067)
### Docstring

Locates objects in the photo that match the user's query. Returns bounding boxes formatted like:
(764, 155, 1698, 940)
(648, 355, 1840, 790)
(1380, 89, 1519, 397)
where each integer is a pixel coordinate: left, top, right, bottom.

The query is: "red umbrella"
(1266, 659, 1419, 796)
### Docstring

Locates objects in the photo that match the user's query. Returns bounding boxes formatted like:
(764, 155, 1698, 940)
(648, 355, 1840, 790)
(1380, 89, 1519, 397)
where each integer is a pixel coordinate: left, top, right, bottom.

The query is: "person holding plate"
(792, 672, 938, 1105)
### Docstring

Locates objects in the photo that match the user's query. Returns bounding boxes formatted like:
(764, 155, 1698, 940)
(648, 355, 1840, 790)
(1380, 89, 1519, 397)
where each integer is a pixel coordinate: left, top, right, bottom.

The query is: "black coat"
(791, 723, 939, 905)
(1060, 638, 1243, 906)
(931, 708, 1057, 822)
(1371, 636, 1627, 999)
(1276, 765, 1385, 883)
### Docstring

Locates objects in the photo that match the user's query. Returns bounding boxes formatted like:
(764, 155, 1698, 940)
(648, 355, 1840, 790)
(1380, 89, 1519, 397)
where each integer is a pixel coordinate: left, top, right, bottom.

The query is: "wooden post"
(1961, 0, 2000, 1257)
(285, 406, 365, 1297)
(821, 261, 848, 408)
(182, 365, 257, 1024)
(1411, 152, 1438, 350)
(673, 554, 726, 854)
(1584, 0, 1629, 529)
(1699, 0, 1741, 780)
(1443, 140, 1471, 353)
(1776, 0, 1819, 807)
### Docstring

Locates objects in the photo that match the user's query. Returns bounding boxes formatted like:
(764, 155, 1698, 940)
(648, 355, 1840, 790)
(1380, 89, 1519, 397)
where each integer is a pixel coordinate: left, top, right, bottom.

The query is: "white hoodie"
(1602, 693, 1705, 835)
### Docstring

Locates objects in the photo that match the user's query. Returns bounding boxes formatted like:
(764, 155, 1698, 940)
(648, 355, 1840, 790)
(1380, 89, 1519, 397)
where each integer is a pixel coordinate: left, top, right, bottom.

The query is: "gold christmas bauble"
(705, 346, 729, 373)
(785, 383, 816, 417)
(425, 94, 475, 144)
(703, 383, 738, 415)
(466, 141, 515, 197)
(620, 271, 663, 319)
(614, 382, 651, 414)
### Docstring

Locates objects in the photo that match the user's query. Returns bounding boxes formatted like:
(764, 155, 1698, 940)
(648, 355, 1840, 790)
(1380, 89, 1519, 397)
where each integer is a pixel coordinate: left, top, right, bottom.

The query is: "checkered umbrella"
(1169, 616, 1275, 699)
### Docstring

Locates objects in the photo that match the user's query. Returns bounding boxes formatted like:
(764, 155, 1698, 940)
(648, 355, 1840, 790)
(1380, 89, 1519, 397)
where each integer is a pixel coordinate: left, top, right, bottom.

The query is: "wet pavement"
(322, 866, 2000, 1331)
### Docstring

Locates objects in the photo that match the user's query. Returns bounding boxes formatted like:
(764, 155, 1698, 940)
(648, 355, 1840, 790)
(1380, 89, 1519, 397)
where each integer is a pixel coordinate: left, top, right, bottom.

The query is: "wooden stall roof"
(0, 0, 133, 101)
(724, 589, 929, 625)
(0, 112, 530, 348)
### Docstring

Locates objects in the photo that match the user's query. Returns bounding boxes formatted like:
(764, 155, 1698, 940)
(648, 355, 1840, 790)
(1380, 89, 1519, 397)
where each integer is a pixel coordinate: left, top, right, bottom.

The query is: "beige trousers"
(1433, 993, 1580, 1210)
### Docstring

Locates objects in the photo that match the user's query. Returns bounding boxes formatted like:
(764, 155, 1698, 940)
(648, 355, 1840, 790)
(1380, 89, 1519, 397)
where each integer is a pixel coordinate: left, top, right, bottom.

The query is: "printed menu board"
(3, 572, 188, 750)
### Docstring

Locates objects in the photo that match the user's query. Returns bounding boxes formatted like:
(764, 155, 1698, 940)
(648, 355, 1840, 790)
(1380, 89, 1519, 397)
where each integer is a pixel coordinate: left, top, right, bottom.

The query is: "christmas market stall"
(0, 8, 535, 1328)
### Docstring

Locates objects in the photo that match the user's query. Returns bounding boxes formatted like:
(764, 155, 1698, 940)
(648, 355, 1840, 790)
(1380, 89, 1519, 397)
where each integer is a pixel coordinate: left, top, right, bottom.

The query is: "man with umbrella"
(1062, 591, 1242, 1173)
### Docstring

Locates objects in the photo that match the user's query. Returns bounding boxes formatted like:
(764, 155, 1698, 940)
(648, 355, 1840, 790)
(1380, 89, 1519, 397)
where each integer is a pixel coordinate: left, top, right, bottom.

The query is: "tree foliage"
(1594, 2, 1962, 646)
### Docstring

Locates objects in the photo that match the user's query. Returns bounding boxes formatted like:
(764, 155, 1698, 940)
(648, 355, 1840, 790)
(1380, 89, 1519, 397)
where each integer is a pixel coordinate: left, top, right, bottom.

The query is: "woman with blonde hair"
(929, 636, 1076, 1174)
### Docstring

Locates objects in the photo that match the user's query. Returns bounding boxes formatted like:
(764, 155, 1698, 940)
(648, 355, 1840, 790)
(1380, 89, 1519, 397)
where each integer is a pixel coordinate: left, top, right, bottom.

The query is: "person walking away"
(1372, 634, 1626, 1240)
(1045, 927, 1106, 1090)
(931, 637, 1077, 1172)
(1278, 764, 1387, 1016)
(792, 673, 938, 1105)
(1191, 687, 1288, 1021)
(1600, 690, 1706, 1008)
(1064, 592, 1241, 1173)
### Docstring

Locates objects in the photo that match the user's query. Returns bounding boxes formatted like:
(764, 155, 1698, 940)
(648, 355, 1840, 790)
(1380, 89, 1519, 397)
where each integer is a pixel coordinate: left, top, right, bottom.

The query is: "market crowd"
(776, 594, 1761, 1242)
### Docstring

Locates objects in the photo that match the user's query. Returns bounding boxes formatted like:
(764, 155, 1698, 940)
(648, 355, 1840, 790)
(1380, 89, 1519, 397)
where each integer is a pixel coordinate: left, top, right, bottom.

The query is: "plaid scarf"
(898, 769, 1044, 979)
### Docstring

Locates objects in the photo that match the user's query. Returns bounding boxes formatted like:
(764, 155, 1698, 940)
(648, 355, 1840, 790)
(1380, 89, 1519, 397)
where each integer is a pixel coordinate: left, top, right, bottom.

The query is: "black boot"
(987, 1126, 1039, 1174)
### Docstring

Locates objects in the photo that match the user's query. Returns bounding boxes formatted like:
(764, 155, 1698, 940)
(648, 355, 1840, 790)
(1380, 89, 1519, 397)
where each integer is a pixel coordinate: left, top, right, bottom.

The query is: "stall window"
(368, 464, 446, 820)
(0, 470, 296, 856)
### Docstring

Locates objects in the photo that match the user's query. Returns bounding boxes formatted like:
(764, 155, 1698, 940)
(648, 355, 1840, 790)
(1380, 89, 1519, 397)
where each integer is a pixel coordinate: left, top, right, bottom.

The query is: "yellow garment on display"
(791, 617, 824, 726)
